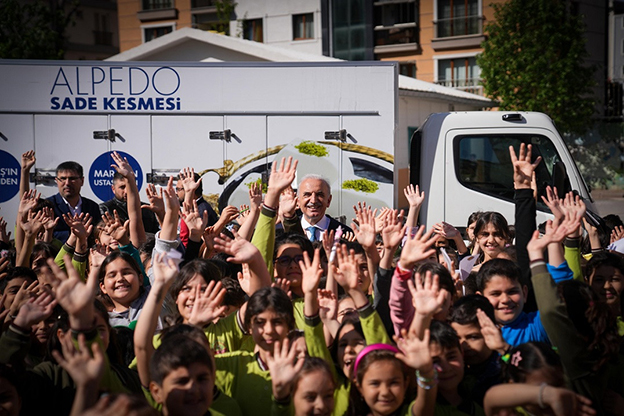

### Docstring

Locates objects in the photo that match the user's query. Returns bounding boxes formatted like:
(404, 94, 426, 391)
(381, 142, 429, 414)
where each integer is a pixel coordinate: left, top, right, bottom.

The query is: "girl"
(472, 212, 512, 267)
(267, 349, 336, 416)
(98, 251, 149, 328)
(584, 251, 624, 326)
(483, 342, 595, 416)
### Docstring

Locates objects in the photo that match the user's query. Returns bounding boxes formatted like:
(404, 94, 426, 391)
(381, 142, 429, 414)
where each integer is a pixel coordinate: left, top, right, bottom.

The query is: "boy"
(476, 259, 549, 346)
(0, 267, 37, 317)
(150, 335, 215, 416)
(450, 295, 503, 407)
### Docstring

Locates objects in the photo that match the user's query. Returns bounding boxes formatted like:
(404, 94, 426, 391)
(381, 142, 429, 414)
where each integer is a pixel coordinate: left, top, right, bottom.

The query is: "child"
(0, 266, 37, 318)
(472, 212, 512, 267)
(450, 295, 503, 407)
(0, 364, 22, 416)
(483, 342, 595, 416)
(428, 320, 484, 415)
(476, 258, 549, 346)
(584, 251, 624, 328)
(267, 344, 336, 416)
(150, 335, 215, 416)
(351, 333, 438, 416)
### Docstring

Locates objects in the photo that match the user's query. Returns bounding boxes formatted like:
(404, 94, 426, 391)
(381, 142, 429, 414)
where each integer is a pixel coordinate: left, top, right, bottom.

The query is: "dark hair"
(112, 172, 125, 184)
(503, 342, 563, 386)
(467, 211, 482, 228)
(30, 242, 59, 270)
(244, 287, 295, 332)
(558, 280, 620, 371)
(603, 214, 624, 233)
(344, 241, 365, 257)
(98, 251, 145, 304)
(450, 294, 496, 325)
(0, 363, 21, 400)
(33, 198, 54, 213)
(0, 267, 37, 292)
(463, 272, 478, 295)
(293, 357, 336, 392)
(585, 251, 624, 282)
(56, 161, 83, 177)
(207, 255, 242, 280)
(221, 277, 246, 309)
(331, 315, 364, 376)
(473, 211, 512, 245)
(170, 259, 222, 302)
(160, 323, 211, 349)
(476, 258, 522, 292)
(150, 335, 214, 385)
(355, 348, 405, 385)
(193, 173, 203, 197)
(429, 320, 460, 351)
(415, 262, 455, 298)
(274, 233, 314, 260)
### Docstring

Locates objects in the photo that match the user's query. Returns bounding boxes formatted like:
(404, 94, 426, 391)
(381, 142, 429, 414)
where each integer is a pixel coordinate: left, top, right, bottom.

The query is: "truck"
(0, 59, 593, 234)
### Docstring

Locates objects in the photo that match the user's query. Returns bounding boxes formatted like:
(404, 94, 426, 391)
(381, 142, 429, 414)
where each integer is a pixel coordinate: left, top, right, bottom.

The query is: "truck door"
(0, 115, 35, 231)
(265, 116, 343, 218)
(444, 128, 579, 227)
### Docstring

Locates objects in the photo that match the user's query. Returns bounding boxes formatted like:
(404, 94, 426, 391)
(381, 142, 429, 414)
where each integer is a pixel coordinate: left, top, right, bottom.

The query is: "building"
(65, 0, 120, 60)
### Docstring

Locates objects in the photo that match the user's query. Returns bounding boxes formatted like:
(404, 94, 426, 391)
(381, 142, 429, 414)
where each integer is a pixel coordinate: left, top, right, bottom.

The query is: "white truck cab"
(411, 111, 594, 228)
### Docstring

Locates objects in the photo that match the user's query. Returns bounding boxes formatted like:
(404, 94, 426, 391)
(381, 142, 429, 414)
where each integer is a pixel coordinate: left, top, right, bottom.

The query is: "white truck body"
(0, 60, 592, 234)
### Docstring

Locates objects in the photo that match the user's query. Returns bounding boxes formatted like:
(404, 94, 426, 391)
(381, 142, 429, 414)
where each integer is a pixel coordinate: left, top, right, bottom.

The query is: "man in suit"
(47, 161, 102, 243)
(282, 174, 351, 241)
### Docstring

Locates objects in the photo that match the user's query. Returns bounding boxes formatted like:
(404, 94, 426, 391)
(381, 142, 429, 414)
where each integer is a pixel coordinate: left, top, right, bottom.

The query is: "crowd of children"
(1, 144, 624, 416)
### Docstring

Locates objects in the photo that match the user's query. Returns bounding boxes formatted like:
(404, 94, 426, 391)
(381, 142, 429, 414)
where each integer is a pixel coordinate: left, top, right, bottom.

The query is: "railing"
(191, 0, 216, 9)
(142, 0, 173, 11)
(436, 78, 484, 96)
(606, 80, 624, 120)
(434, 15, 482, 38)
(93, 30, 113, 46)
(374, 25, 416, 47)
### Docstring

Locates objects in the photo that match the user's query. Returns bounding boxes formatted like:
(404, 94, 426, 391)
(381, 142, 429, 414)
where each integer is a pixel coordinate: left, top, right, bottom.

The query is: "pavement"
(591, 189, 624, 220)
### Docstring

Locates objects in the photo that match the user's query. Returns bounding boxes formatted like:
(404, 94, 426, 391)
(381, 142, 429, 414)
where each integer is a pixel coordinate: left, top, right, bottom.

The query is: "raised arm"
(237, 182, 262, 241)
(403, 184, 425, 228)
(352, 203, 380, 281)
(19, 150, 35, 199)
(111, 151, 146, 247)
(160, 177, 180, 242)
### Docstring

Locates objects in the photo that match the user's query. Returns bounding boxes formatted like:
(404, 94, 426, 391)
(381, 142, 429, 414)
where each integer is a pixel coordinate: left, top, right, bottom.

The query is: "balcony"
(436, 78, 484, 96)
(373, 23, 417, 54)
(431, 15, 485, 51)
(93, 30, 113, 46)
(191, 0, 217, 9)
(138, 0, 177, 21)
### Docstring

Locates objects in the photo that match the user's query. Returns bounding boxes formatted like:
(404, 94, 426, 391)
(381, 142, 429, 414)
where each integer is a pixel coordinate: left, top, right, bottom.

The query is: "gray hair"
(298, 174, 331, 195)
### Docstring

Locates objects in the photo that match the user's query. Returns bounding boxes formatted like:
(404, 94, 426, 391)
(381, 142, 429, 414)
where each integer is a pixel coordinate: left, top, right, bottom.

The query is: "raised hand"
(249, 181, 263, 211)
(395, 328, 434, 372)
(433, 222, 461, 240)
(612, 225, 624, 243)
(89, 245, 110, 269)
(268, 157, 298, 195)
(179, 167, 201, 195)
(342, 231, 357, 242)
(21, 150, 36, 171)
(299, 248, 323, 295)
(271, 278, 291, 297)
(408, 271, 447, 318)
(561, 192, 586, 238)
(382, 209, 406, 248)
(41, 207, 59, 232)
(217, 206, 239, 229)
(352, 202, 377, 249)
(541, 186, 564, 225)
(279, 186, 298, 218)
(213, 230, 261, 264)
(374, 207, 391, 234)
(63, 212, 93, 242)
(18, 189, 40, 217)
(52, 333, 105, 388)
(141, 183, 166, 220)
(399, 226, 437, 270)
(11, 284, 50, 327)
(181, 199, 208, 241)
(476, 309, 508, 355)
(266, 339, 305, 401)
(0, 217, 11, 244)
(20, 209, 46, 237)
(509, 143, 542, 189)
(404, 184, 425, 208)
(151, 251, 179, 287)
(110, 151, 135, 179)
(318, 288, 338, 322)
(162, 176, 180, 214)
(100, 211, 129, 245)
(187, 280, 227, 327)
(334, 244, 360, 291)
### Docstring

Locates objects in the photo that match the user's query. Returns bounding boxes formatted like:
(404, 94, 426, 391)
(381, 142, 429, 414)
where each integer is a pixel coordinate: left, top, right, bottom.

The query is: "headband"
(353, 343, 399, 377)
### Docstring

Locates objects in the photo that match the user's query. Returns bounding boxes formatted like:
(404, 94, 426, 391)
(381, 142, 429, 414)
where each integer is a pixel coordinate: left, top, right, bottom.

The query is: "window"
(436, 0, 480, 38)
(243, 18, 263, 42)
(142, 0, 173, 11)
(456, 134, 561, 205)
(93, 13, 112, 46)
(374, 1, 415, 27)
(143, 24, 174, 42)
(399, 62, 416, 78)
(437, 56, 481, 94)
(193, 12, 219, 31)
(293, 13, 314, 40)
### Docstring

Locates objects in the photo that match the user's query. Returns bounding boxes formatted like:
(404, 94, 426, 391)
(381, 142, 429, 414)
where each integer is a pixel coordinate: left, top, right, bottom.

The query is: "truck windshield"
(455, 134, 563, 210)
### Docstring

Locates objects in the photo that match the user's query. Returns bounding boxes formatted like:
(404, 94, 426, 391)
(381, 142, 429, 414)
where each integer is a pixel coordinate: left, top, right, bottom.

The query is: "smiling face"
(479, 275, 527, 325)
(450, 322, 491, 366)
(353, 253, 371, 294)
(357, 359, 406, 416)
(476, 223, 507, 261)
(298, 178, 332, 225)
(176, 274, 209, 323)
(293, 370, 335, 416)
(250, 308, 290, 352)
(589, 265, 624, 312)
(151, 362, 214, 416)
(99, 258, 141, 311)
(429, 342, 464, 395)
(274, 244, 304, 296)
(336, 323, 366, 378)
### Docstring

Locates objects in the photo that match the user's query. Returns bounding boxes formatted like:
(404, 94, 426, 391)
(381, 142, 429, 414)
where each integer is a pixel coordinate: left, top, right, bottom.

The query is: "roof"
(107, 27, 494, 106)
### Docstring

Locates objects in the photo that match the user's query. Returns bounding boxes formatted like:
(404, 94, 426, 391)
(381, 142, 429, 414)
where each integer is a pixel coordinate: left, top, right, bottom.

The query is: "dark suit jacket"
(282, 214, 353, 239)
(47, 193, 102, 243)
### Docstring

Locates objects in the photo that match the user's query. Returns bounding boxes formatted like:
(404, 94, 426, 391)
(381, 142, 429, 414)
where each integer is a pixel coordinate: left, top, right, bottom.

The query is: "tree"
(211, 0, 237, 35)
(477, 0, 596, 134)
(0, 0, 79, 59)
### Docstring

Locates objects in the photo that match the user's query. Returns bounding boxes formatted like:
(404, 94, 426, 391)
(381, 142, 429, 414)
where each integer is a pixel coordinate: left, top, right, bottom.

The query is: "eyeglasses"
(275, 254, 304, 267)
(56, 176, 81, 182)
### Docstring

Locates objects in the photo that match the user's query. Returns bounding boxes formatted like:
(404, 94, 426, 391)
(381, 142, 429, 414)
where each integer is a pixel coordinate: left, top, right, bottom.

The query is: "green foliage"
(477, 0, 595, 134)
(211, 0, 237, 35)
(0, 0, 79, 59)
(244, 177, 267, 193)
(295, 141, 329, 157)
(342, 179, 379, 193)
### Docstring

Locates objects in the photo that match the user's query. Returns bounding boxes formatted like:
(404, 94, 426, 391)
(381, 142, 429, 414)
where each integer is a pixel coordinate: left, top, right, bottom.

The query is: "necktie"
(308, 226, 318, 242)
